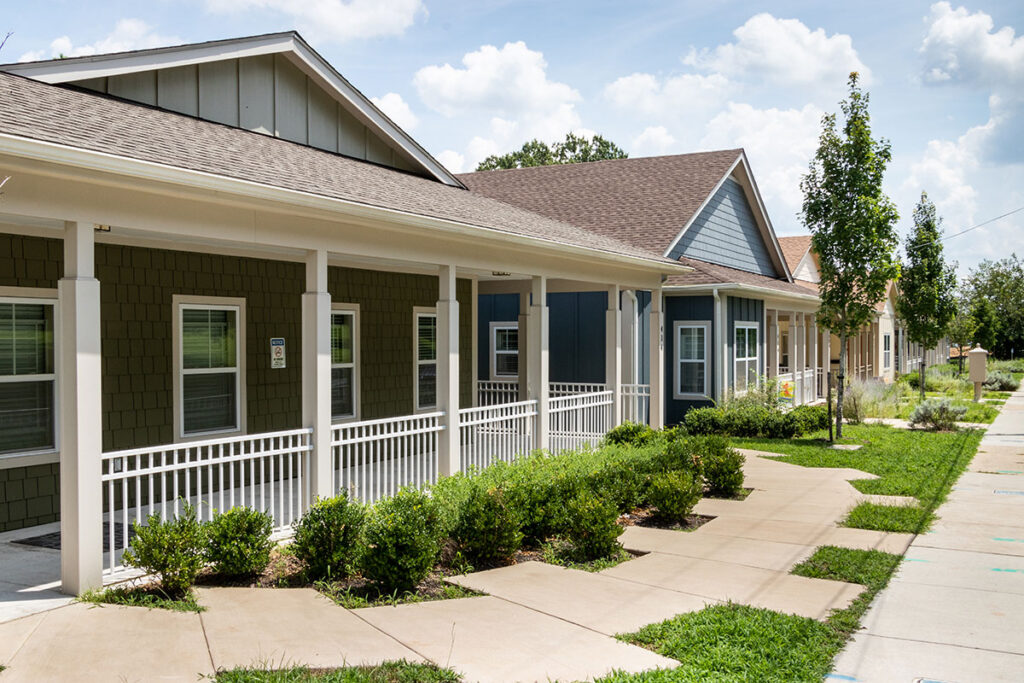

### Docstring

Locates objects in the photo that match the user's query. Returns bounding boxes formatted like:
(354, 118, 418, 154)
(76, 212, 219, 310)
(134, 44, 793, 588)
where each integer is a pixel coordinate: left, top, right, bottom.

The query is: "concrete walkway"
(832, 390, 1024, 682)
(0, 451, 917, 682)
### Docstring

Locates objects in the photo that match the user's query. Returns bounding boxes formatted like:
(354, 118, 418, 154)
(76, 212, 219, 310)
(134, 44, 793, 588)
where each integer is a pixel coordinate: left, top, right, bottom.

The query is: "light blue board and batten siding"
(668, 177, 778, 277)
(71, 54, 417, 173)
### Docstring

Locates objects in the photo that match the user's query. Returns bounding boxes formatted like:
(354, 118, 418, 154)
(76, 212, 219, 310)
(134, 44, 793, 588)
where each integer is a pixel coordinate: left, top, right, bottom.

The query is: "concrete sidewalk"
(832, 390, 1024, 683)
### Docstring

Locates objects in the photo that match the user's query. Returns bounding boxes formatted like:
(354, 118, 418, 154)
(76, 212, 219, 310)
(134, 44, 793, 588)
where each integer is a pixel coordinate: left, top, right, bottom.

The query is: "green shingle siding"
(0, 463, 60, 532)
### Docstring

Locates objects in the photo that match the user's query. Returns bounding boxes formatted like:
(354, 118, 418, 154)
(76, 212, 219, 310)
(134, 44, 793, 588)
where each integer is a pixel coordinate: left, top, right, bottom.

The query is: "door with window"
(734, 323, 759, 394)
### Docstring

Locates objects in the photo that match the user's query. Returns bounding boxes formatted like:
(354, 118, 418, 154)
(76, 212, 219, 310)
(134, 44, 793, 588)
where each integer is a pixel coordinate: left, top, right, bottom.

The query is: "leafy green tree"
(801, 73, 900, 439)
(947, 308, 977, 377)
(963, 255, 1024, 358)
(475, 133, 627, 171)
(970, 297, 999, 353)
(896, 192, 958, 398)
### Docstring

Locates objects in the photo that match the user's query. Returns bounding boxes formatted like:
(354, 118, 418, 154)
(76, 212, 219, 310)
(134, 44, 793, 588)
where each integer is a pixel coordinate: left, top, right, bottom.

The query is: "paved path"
(0, 452, 917, 682)
(832, 390, 1024, 682)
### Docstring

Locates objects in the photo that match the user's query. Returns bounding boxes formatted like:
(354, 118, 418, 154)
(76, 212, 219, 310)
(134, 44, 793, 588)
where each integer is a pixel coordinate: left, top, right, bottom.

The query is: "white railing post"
(436, 264, 460, 477)
(795, 313, 806, 405)
(809, 318, 818, 399)
(529, 276, 550, 449)
(649, 287, 665, 429)
(517, 290, 529, 402)
(60, 220, 103, 595)
(303, 249, 333, 503)
(606, 284, 622, 427)
(767, 310, 778, 379)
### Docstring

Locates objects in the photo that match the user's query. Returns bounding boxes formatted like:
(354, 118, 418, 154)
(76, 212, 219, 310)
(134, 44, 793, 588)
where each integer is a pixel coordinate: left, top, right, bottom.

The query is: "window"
(176, 298, 244, 438)
(331, 305, 359, 420)
(734, 323, 759, 394)
(883, 333, 892, 369)
(0, 299, 56, 455)
(673, 321, 710, 398)
(780, 330, 790, 370)
(414, 309, 437, 411)
(490, 322, 519, 380)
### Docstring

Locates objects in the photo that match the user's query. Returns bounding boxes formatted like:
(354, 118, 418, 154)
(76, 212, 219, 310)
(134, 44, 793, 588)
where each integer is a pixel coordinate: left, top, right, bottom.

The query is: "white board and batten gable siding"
(71, 54, 417, 173)
(792, 250, 820, 283)
(668, 177, 779, 277)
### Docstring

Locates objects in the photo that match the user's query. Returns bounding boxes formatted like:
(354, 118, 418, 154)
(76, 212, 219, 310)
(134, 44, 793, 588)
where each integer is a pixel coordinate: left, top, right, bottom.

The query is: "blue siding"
(669, 177, 778, 277)
(726, 296, 765, 387)
(664, 295, 715, 425)
(477, 293, 519, 380)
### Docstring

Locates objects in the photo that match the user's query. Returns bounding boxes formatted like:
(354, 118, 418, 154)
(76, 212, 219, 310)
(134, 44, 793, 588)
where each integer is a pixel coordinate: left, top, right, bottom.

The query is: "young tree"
(947, 308, 977, 377)
(963, 255, 1024, 358)
(896, 192, 958, 398)
(970, 297, 999, 353)
(801, 73, 900, 439)
(476, 133, 627, 171)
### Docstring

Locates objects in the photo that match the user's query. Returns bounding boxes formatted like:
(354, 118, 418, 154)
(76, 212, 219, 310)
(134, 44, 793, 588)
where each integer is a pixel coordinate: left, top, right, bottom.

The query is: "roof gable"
(1, 32, 462, 187)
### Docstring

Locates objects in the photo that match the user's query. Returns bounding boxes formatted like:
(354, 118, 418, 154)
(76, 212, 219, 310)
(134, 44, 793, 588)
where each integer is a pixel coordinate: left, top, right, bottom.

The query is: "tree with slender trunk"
(801, 73, 900, 440)
(896, 192, 958, 400)
(947, 307, 977, 378)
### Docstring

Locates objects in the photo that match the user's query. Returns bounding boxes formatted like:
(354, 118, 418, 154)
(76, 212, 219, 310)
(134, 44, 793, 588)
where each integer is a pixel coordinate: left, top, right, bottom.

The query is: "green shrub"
(205, 507, 274, 577)
(661, 424, 689, 441)
(291, 494, 365, 581)
(983, 371, 1019, 391)
(762, 410, 799, 439)
(560, 493, 623, 561)
(653, 437, 705, 478)
(722, 404, 772, 437)
(703, 444, 746, 498)
(684, 406, 726, 435)
(605, 421, 657, 447)
(647, 470, 703, 524)
(449, 482, 523, 566)
(788, 404, 830, 433)
(360, 487, 442, 593)
(123, 502, 206, 596)
(909, 398, 967, 431)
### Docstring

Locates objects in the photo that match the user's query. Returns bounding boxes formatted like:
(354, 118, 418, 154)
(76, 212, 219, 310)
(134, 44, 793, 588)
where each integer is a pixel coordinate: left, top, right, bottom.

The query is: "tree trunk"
(920, 355, 927, 403)
(836, 333, 847, 440)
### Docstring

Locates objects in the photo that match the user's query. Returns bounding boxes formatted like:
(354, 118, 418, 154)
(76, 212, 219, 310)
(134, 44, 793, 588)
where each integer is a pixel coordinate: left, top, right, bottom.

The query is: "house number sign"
(270, 338, 286, 369)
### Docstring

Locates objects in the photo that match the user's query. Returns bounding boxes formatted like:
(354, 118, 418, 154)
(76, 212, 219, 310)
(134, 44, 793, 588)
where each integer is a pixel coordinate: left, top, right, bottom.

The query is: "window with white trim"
(331, 306, 359, 420)
(490, 321, 518, 380)
(414, 309, 437, 411)
(0, 299, 56, 455)
(734, 322, 759, 394)
(178, 303, 242, 437)
(883, 333, 892, 369)
(673, 321, 710, 398)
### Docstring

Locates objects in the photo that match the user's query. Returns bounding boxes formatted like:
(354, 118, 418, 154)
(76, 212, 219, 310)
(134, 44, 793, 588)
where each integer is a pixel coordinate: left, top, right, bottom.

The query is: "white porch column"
(823, 330, 832, 390)
(648, 287, 665, 429)
(60, 221, 103, 595)
(470, 278, 479, 406)
(302, 249, 332, 503)
(528, 276, 550, 449)
(809, 317, 818, 399)
(605, 284, 622, 426)
(517, 290, 529, 402)
(436, 265, 461, 477)
(795, 313, 806, 405)
(767, 311, 778, 379)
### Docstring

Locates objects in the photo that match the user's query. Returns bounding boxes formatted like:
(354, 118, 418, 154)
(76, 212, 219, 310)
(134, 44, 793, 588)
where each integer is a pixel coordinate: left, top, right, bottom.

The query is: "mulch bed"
(618, 506, 716, 532)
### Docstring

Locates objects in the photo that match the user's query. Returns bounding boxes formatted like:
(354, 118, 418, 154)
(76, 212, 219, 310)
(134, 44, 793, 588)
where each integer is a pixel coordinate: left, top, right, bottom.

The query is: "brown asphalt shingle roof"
(777, 235, 812, 274)
(666, 257, 819, 297)
(458, 150, 742, 255)
(0, 72, 675, 266)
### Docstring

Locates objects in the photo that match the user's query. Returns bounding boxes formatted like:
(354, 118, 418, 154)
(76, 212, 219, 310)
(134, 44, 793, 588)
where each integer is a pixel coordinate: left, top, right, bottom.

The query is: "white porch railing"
(100, 427, 313, 575)
(816, 368, 825, 398)
(549, 391, 613, 453)
(801, 369, 816, 404)
(459, 400, 538, 471)
(332, 412, 443, 505)
(476, 380, 519, 406)
(621, 383, 650, 424)
(550, 382, 607, 397)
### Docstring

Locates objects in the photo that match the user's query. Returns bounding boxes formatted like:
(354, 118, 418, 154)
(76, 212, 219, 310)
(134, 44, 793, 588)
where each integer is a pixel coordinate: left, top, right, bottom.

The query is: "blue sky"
(5, 1, 1022, 275)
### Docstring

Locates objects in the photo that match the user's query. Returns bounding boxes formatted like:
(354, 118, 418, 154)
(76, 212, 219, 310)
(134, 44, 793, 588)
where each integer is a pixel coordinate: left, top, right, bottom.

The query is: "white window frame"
(734, 321, 760, 395)
(0, 289, 60, 463)
(883, 332, 892, 370)
(413, 307, 437, 413)
(172, 295, 246, 441)
(673, 320, 711, 400)
(331, 303, 360, 422)
(489, 321, 519, 381)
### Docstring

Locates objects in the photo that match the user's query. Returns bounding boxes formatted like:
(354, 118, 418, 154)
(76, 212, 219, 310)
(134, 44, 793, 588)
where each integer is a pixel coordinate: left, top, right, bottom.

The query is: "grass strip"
(79, 585, 205, 613)
(216, 661, 460, 682)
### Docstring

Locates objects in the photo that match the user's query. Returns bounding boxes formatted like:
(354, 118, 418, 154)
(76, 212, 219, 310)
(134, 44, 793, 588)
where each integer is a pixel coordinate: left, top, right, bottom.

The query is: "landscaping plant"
(291, 494, 366, 581)
(647, 470, 703, 525)
(702, 442, 745, 498)
(604, 421, 657, 447)
(683, 406, 726, 435)
(123, 502, 206, 596)
(205, 506, 274, 577)
(909, 398, 967, 431)
(360, 487, 442, 593)
(983, 371, 1019, 392)
(448, 481, 523, 566)
(560, 492, 624, 561)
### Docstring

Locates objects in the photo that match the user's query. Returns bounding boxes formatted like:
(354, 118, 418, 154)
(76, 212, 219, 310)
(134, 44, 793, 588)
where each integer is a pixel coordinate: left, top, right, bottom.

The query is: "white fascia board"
(0, 132, 691, 276)
(2, 32, 464, 188)
(732, 152, 793, 282)
(664, 282, 820, 304)
(661, 153, 741, 259)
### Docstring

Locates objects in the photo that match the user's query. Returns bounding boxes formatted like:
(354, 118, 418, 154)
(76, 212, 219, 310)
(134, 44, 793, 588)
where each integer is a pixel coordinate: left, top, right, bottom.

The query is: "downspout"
(713, 287, 724, 403)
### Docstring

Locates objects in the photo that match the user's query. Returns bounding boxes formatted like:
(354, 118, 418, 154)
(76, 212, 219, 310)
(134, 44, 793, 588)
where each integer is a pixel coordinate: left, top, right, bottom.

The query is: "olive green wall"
(0, 463, 60, 532)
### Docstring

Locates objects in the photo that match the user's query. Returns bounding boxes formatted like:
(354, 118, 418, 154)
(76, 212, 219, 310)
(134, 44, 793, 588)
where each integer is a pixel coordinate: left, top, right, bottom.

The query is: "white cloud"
(604, 72, 730, 118)
(204, 0, 425, 43)
(436, 150, 466, 174)
(370, 92, 419, 131)
(631, 126, 677, 156)
(684, 13, 870, 89)
(921, 2, 1024, 86)
(18, 19, 180, 62)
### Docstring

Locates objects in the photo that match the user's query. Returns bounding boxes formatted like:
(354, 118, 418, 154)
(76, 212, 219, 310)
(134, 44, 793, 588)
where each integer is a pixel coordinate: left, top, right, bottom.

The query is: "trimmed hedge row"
(683, 404, 830, 438)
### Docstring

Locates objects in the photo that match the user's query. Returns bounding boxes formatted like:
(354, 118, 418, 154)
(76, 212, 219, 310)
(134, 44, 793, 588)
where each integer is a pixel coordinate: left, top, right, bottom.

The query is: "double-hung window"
(414, 308, 437, 411)
(673, 321, 709, 398)
(0, 299, 57, 455)
(734, 323, 759, 394)
(490, 322, 519, 380)
(883, 333, 892, 370)
(176, 298, 244, 438)
(331, 305, 359, 420)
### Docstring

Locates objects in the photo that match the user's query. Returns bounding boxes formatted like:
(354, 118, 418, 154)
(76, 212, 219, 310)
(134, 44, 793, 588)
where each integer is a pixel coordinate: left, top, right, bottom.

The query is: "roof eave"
(663, 281, 820, 303)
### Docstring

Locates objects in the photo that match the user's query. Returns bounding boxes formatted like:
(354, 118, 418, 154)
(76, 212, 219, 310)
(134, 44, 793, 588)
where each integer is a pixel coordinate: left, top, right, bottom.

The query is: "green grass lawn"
(79, 585, 205, 613)
(216, 662, 460, 682)
(730, 424, 983, 533)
